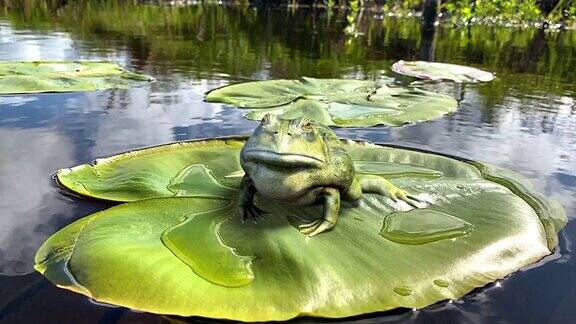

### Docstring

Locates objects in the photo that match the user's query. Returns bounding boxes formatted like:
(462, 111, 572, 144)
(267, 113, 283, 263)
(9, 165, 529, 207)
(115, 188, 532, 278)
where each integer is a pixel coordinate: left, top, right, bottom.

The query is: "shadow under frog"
(239, 114, 419, 237)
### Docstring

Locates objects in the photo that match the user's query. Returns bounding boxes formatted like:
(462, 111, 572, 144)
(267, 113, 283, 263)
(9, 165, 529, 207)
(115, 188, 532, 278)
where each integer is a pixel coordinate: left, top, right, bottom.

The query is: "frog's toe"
(306, 220, 335, 237)
(298, 219, 322, 230)
(241, 204, 268, 223)
(298, 219, 334, 236)
(406, 194, 422, 203)
(240, 206, 249, 222)
(391, 189, 420, 208)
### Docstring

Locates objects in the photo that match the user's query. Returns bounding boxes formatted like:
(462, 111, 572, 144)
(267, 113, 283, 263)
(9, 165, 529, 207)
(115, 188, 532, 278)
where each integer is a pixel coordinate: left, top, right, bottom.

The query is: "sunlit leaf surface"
(205, 78, 458, 127)
(38, 138, 565, 321)
(0, 61, 153, 94)
(392, 60, 495, 83)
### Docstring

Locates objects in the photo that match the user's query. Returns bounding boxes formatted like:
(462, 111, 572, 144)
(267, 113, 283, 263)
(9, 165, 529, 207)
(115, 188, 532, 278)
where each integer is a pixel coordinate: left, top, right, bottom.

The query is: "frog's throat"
(243, 150, 324, 168)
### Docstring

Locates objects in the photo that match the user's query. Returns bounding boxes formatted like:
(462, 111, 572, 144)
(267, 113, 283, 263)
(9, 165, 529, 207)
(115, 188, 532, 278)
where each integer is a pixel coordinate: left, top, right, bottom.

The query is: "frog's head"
(241, 114, 328, 169)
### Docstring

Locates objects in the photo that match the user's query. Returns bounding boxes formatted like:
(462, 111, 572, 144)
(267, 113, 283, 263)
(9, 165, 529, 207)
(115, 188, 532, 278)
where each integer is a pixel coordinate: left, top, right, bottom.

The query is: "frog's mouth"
(243, 150, 324, 168)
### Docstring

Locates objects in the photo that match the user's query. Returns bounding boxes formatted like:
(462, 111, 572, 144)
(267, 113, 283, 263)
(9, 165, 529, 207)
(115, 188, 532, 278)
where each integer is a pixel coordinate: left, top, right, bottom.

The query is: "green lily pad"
(56, 139, 244, 202)
(391, 60, 495, 83)
(39, 137, 566, 321)
(0, 61, 153, 94)
(205, 78, 458, 127)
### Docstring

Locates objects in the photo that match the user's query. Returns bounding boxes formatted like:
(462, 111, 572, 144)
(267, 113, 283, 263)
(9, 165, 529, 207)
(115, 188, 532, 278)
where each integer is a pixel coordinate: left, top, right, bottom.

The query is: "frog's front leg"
(239, 174, 268, 223)
(299, 187, 340, 237)
(358, 175, 420, 207)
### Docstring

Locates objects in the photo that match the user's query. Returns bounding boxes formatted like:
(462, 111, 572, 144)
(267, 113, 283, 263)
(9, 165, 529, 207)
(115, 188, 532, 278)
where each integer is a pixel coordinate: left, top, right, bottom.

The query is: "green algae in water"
(380, 209, 473, 245)
(161, 204, 254, 288)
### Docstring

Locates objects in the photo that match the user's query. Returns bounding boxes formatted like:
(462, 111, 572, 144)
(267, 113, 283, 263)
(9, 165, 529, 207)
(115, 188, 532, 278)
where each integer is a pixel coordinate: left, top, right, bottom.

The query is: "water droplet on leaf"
(380, 209, 473, 245)
(433, 279, 450, 287)
(167, 164, 235, 198)
(394, 286, 413, 296)
(161, 205, 254, 287)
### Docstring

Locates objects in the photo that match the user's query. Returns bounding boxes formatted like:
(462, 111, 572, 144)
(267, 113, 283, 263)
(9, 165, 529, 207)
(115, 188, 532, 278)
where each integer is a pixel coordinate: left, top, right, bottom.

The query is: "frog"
(239, 114, 419, 237)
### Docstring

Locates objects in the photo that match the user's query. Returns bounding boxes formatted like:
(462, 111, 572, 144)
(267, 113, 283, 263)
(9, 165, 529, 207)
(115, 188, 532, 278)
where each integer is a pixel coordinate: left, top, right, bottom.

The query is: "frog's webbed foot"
(388, 186, 421, 208)
(298, 219, 335, 237)
(359, 176, 421, 208)
(297, 187, 340, 237)
(239, 174, 269, 223)
(240, 203, 269, 223)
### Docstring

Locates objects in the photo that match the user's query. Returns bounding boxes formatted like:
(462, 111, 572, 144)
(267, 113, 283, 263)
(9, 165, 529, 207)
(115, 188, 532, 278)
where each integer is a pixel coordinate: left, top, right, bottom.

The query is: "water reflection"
(0, 1, 574, 323)
(0, 22, 75, 61)
(0, 128, 72, 274)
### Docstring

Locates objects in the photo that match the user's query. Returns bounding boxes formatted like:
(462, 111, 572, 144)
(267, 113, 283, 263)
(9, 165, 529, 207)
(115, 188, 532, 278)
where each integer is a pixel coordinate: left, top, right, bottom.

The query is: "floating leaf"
(205, 78, 458, 127)
(391, 60, 495, 83)
(206, 77, 375, 108)
(0, 61, 153, 94)
(38, 137, 566, 321)
(56, 139, 243, 202)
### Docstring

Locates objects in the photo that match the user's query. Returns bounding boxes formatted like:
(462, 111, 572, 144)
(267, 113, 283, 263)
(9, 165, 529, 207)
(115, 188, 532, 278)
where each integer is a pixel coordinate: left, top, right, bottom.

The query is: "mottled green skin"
(240, 115, 416, 236)
(241, 116, 355, 202)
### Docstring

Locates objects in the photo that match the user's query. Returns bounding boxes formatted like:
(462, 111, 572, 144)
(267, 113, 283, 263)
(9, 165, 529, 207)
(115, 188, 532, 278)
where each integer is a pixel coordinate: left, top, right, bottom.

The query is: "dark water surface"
(0, 1, 575, 323)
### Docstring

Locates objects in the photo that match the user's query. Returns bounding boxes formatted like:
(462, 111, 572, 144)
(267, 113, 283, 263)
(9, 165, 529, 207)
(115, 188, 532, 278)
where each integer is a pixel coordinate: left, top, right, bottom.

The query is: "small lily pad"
(391, 60, 495, 83)
(0, 61, 153, 94)
(36, 137, 566, 321)
(205, 77, 458, 127)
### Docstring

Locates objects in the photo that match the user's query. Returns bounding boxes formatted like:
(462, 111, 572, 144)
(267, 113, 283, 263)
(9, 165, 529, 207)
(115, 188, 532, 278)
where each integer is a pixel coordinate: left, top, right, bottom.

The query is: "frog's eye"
(302, 121, 313, 132)
(261, 114, 271, 125)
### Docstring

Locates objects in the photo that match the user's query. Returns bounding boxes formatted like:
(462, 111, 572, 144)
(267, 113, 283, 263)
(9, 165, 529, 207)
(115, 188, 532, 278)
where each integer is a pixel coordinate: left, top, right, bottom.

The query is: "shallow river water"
(0, 2, 575, 323)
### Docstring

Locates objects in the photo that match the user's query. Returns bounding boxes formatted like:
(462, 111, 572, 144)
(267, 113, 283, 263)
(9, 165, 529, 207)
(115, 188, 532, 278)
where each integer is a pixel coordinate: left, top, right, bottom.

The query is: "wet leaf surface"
(36, 137, 566, 321)
(0, 61, 153, 94)
(205, 78, 458, 127)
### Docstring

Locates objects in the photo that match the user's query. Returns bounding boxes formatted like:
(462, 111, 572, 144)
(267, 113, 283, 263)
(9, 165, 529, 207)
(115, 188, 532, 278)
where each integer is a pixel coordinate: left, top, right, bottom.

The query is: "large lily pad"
(38, 138, 566, 321)
(204, 78, 458, 127)
(0, 61, 153, 94)
(392, 60, 495, 83)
